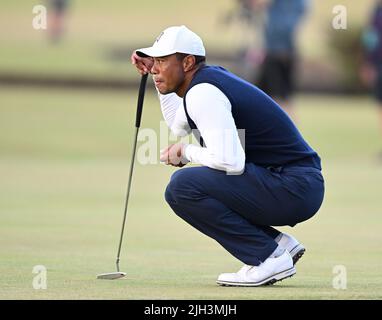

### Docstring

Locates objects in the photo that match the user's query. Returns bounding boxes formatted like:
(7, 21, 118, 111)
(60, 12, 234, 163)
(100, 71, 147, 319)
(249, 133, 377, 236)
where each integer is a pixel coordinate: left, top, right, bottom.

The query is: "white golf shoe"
(276, 233, 305, 265)
(216, 250, 296, 287)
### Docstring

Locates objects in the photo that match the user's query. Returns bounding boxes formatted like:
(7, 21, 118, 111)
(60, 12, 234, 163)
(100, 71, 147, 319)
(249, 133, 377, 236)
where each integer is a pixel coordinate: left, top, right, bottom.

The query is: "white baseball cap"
(136, 25, 206, 58)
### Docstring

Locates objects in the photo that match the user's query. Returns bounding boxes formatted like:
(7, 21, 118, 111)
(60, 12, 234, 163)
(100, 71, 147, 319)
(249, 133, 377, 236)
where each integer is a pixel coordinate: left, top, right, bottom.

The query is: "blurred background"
(0, 0, 379, 92)
(0, 0, 381, 299)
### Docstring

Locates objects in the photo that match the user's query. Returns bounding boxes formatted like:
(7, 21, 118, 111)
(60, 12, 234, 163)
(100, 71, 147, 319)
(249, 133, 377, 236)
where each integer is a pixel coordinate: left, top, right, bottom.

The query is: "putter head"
(97, 272, 126, 280)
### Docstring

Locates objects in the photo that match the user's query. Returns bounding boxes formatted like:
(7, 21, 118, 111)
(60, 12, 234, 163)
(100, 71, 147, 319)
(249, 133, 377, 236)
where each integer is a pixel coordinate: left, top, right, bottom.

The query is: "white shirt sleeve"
(183, 83, 246, 174)
(158, 91, 191, 137)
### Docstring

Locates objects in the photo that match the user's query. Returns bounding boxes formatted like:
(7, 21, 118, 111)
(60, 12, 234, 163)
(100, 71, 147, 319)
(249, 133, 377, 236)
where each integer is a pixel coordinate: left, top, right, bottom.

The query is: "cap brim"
(136, 47, 177, 58)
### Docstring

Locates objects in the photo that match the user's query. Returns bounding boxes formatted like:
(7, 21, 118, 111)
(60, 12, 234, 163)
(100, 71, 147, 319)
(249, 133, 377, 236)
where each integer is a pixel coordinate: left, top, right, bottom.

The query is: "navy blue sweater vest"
(183, 65, 321, 169)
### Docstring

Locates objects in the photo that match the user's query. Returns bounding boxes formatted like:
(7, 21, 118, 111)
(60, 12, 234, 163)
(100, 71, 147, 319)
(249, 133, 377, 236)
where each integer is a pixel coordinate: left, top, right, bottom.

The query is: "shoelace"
(238, 265, 255, 276)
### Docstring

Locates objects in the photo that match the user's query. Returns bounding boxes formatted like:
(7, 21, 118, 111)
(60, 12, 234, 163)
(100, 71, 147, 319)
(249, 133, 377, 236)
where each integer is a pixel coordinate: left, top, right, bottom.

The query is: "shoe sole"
(216, 266, 296, 287)
(290, 244, 305, 265)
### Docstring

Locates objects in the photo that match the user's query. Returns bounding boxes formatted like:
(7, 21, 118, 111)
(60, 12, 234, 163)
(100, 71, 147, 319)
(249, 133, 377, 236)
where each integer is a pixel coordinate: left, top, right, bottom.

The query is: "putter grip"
(135, 73, 148, 128)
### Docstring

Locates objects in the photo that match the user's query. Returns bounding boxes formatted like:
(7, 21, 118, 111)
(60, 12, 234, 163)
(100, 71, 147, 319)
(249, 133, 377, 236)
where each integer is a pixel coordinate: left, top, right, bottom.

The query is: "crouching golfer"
(131, 25, 324, 286)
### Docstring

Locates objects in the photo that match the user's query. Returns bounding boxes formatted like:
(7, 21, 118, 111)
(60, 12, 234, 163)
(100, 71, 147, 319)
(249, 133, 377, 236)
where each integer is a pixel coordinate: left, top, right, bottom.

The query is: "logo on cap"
(155, 32, 164, 43)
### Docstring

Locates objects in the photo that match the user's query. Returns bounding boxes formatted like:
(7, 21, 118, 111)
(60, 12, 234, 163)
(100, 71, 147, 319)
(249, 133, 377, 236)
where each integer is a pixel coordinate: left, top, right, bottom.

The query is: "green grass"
(0, 87, 381, 299)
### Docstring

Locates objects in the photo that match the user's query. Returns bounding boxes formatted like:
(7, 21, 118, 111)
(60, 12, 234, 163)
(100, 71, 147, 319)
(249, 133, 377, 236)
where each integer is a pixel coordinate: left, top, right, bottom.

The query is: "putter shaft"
(116, 126, 140, 272)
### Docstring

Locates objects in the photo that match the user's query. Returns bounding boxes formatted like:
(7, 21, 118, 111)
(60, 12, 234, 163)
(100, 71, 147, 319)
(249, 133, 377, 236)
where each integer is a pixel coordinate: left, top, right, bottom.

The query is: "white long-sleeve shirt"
(158, 83, 246, 174)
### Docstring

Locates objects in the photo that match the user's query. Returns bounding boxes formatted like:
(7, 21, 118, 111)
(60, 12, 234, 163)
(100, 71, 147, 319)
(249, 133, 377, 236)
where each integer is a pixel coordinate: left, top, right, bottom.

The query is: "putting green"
(0, 87, 381, 299)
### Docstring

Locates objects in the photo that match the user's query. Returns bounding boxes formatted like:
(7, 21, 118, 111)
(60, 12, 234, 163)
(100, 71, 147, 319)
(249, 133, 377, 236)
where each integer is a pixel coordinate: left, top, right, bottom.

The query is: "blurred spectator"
(360, 0, 382, 159)
(256, 0, 308, 122)
(48, 0, 70, 43)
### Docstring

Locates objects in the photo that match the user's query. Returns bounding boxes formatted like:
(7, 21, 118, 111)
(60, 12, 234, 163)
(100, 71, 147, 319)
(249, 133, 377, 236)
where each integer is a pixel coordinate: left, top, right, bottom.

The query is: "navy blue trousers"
(165, 163, 324, 266)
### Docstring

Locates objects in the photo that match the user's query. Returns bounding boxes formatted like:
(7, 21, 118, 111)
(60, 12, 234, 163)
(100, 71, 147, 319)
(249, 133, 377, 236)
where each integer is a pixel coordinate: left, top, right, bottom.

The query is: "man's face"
(151, 54, 185, 95)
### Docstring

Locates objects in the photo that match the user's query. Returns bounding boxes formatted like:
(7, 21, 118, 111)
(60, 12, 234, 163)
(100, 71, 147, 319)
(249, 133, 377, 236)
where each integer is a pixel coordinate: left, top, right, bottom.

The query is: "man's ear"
(183, 55, 196, 72)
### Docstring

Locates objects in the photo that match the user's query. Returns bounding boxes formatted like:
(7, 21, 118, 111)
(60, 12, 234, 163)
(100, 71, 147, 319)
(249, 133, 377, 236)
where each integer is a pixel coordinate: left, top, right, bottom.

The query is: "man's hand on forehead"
(131, 51, 154, 75)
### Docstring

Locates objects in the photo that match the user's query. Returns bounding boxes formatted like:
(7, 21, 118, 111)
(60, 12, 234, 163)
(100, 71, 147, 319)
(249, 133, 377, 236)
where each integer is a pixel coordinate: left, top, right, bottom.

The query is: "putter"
(97, 73, 149, 280)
